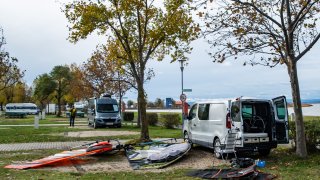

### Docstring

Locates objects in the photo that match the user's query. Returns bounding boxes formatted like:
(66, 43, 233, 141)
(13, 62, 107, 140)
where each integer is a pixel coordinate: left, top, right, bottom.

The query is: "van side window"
(198, 104, 210, 120)
(275, 100, 286, 120)
(189, 104, 197, 119)
(231, 101, 240, 122)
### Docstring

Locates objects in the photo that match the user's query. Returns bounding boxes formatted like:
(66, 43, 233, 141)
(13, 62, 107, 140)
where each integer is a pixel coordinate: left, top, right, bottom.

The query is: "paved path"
(0, 124, 88, 127)
(0, 141, 89, 151)
(0, 122, 136, 127)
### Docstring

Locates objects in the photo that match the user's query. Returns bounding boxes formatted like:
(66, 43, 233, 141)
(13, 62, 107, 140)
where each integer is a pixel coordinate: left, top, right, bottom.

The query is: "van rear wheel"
(258, 149, 271, 156)
(213, 138, 223, 159)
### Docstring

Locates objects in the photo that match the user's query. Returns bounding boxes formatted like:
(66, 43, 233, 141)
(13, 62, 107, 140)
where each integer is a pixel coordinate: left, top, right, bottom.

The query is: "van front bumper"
(95, 118, 121, 126)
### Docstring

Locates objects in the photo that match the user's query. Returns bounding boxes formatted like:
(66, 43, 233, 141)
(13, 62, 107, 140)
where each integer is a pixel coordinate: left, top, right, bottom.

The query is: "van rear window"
(275, 101, 286, 119)
(242, 105, 253, 118)
(231, 101, 240, 122)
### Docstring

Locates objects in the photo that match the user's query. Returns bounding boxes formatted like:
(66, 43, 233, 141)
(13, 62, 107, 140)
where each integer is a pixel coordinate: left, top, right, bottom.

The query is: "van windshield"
(97, 104, 119, 113)
(76, 108, 84, 112)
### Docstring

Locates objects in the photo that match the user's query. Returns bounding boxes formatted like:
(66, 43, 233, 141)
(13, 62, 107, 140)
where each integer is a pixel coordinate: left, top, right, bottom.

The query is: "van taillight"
(226, 112, 231, 129)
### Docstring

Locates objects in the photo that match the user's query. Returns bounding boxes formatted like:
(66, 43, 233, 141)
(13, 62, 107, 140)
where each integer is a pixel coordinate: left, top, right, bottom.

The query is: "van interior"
(241, 102, 272, 138)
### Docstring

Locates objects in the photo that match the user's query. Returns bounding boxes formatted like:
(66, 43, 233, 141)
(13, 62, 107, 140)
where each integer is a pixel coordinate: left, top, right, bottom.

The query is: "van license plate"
(106, 122, 113, 125)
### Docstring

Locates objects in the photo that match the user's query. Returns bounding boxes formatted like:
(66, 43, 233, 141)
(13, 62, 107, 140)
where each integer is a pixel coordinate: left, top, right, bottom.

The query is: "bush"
(289, 119, 320, 152)
(123, 112, 134, 121)
(161, 114, 180, 129)
(147, 113, 158, 126)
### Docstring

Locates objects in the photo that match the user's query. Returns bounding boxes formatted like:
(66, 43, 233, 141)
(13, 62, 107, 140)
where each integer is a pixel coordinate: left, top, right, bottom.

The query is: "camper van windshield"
(97, 104, 119, 113)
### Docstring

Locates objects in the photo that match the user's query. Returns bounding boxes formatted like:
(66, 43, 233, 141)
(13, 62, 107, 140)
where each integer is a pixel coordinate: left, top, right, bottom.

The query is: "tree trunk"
(137, 80, 149, 142)
(57, 96, 62, 117)
(137, 98, 141, 128)
(288, 61, 307, 157)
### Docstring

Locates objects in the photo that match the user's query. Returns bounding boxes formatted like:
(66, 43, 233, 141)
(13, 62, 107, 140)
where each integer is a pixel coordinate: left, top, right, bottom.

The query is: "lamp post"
(118, 71, 122, 116)
(178, 59, 186, 125)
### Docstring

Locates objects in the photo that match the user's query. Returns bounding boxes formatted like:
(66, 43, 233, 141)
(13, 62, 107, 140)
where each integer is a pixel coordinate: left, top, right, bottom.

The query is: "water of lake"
(288, 103, 320, 116)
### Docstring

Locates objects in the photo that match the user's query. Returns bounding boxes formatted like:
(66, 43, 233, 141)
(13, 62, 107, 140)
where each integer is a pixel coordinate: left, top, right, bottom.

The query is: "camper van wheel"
(93, 120, 98, 129)
(213, 138, 223, 159)
(184, 132, 193, 146)
(258, 149, 271, 156)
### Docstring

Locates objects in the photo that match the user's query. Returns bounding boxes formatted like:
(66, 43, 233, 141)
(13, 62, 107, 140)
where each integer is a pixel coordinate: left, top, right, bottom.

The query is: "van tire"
(93, 120, 98, 129)
(258, 149, 271, 156)
(213, 138, 223, 159)
(184, 132, 193, 146)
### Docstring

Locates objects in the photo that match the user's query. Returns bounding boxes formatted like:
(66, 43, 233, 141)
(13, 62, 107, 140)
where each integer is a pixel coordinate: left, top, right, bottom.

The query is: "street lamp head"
(178, 59, 186, 68)
(178, 59, 186, 71)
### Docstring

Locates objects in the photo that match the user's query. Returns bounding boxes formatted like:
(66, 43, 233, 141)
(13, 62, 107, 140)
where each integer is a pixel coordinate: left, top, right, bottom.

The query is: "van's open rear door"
(272, 96, 289, 144)
(231, 97, 243, 147)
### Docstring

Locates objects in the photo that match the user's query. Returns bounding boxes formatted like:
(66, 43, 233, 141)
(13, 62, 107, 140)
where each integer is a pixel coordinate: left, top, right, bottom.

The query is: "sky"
(0, 0, 319, 102)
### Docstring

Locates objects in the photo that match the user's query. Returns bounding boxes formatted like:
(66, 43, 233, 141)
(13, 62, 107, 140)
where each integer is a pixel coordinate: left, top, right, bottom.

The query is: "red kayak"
(5, 141, 116, 170)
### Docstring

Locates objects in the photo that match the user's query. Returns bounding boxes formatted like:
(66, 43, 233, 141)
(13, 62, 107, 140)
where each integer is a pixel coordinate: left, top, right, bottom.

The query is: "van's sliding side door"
(272, 96, 289, 144)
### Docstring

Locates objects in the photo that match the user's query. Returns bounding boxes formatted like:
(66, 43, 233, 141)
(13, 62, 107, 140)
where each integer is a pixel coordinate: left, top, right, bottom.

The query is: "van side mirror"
(187, 113, 195, 120)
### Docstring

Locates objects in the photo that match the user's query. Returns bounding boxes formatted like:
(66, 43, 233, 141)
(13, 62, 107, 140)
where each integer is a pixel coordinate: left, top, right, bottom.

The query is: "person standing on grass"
(69, 105, 77, 127)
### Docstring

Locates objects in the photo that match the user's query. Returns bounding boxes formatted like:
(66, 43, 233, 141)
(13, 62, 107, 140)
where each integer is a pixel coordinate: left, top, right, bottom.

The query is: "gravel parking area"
(42, 146, 226, 173)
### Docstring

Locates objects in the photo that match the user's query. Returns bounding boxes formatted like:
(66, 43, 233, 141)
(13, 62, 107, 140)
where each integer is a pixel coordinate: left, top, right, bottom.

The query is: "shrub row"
(123, 112, 181, 129)
(147, 113, 158, 126)
(123, 112, 134, 121)
(160, 114, 180, 129)
(289, 119, 320, 152)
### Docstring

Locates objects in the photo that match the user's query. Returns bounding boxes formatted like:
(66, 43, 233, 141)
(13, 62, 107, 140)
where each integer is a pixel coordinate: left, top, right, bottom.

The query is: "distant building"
(165, 98, 173, 108)
(174, 101, 190, 109)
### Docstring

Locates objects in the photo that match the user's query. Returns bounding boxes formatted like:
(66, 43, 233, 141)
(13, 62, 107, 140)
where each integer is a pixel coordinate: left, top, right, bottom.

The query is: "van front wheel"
(213, 138, 223, 159)
(184, 132, 192, 146)
(93, 120, 98, 129)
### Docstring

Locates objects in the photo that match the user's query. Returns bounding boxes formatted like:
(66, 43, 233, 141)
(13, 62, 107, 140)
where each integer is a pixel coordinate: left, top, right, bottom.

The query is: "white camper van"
(5, 103, 38, 117)
(87, 94, 122, 128)
(183, 96, 289, 158)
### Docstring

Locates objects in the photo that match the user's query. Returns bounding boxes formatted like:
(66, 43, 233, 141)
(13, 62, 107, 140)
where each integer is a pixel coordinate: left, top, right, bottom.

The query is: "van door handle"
(193, 124, 196, 127)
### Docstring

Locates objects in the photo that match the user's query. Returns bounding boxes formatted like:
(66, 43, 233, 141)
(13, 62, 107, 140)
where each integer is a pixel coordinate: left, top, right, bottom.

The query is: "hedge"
(289, 119, 320, 152)
(161, 114, 180, 129)
(123, 112, 134, 121)
(147, 113, 158, 126)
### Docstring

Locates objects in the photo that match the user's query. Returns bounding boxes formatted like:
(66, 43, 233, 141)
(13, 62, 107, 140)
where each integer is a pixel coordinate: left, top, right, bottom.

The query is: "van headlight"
(116, 114, 121, 122)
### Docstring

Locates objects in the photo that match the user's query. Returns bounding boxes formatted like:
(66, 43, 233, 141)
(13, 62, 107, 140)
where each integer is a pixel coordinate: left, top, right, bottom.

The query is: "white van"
(183, 96, 289, 158)
(87, 94, 122, 128)
(5, 103, 38, 116)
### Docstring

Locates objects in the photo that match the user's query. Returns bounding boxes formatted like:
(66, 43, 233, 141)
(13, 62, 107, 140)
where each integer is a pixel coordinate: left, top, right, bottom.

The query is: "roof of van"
(194, 97, 271, 104)
(5, 103, 37, 107)
(96, 97, 117, 104)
